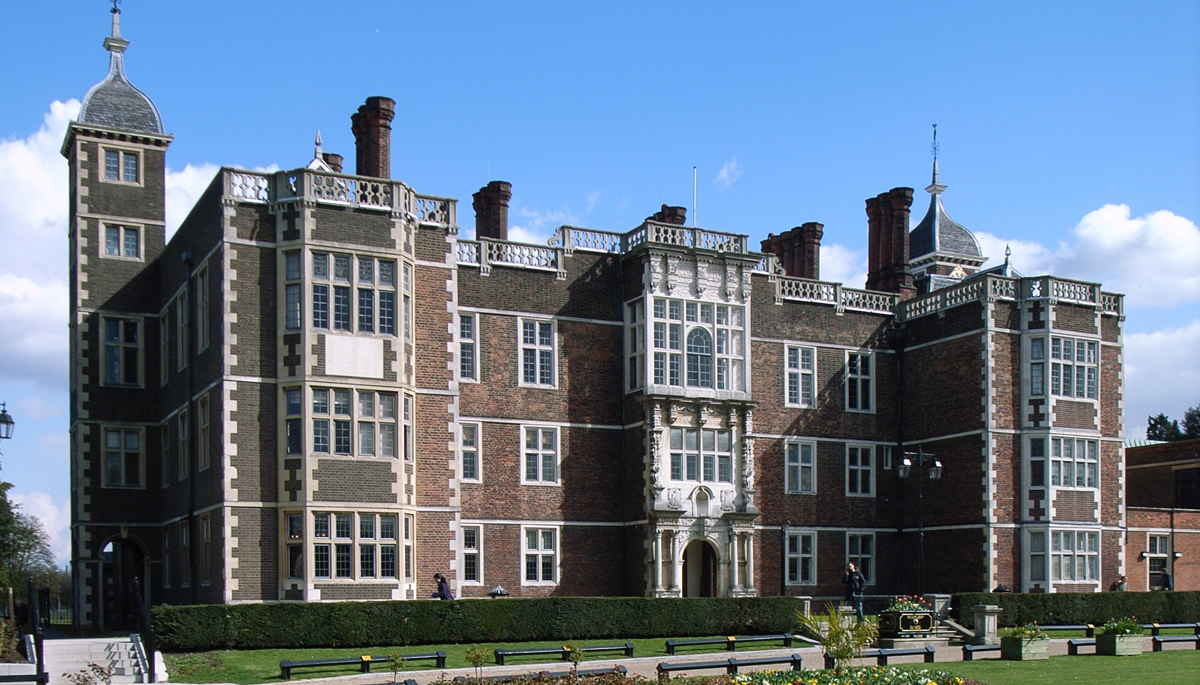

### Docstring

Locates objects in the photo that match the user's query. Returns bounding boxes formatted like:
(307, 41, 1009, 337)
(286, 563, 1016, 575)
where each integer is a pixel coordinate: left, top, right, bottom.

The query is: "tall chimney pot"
(473, 181, 513, 241)
(351, 96, 396, 179)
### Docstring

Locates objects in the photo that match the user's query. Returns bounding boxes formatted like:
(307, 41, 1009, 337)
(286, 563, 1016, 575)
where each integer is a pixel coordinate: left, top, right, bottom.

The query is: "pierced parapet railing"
(989, 277, 1017, 300)
(485, 241, 559, 270)
(901, 275, 1030, 321)
(750, 254, 786, 275)
(641, 222, 748, 253)
(226, 171, 271, 203)
(456, 240, 480, 266)
(1051, 278, 1099, 304)
(1100, 292, 1123, 316)
(411, 193, 454, 226)
(623, 225, 648, 251)
(551, 226, 623, 253)
(840, 288, 899, 314)
(777, 277, 837, 304)
(308, 173, 394, 209)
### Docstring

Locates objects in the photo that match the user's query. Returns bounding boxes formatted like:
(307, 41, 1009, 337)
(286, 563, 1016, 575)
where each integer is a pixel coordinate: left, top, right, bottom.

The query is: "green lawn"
(163, 635, 800, 683)
(896, 650, 1200, 685)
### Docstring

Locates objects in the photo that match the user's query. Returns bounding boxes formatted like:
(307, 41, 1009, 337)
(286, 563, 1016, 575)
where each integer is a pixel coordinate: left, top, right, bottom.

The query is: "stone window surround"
(518, 317, 558, 389)
(520, 424, 560, 486)
(460, 421, 481, 483)
(784, 439, 816, 495)
(100, 425, 145, 489)
(460, 524, 483, 586)
(308, 510, 403, 583)
(101, 222, 143, 262)
(521, 524, 560, 587)
(99, 145, 142, 187)
(459, 312, 478, 383)
(101, 314, 143, 387)
(785, 530, 816, 586)
(785, 344, 816, 408)
(845, 350, 874, 414)
(845, 444, 875, 498)
(846, 531, 875, 585)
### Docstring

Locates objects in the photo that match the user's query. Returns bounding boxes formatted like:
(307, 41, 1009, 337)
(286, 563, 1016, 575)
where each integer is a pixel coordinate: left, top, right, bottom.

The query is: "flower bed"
(730, 667, 976, 685)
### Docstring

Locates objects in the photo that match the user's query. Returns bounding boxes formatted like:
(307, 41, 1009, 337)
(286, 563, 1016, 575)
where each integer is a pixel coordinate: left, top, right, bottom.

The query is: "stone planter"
(878, 610, 935, 638)
(1097, 633, 1144, 656)
(1000, 636, 1050, 661)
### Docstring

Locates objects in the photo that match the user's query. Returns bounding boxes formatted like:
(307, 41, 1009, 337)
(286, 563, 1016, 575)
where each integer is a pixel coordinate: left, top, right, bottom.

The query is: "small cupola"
(77, 5, 164, 134)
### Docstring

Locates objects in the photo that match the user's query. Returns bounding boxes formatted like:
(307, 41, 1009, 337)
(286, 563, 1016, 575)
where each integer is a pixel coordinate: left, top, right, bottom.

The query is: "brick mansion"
(67, 13, 1132, 631)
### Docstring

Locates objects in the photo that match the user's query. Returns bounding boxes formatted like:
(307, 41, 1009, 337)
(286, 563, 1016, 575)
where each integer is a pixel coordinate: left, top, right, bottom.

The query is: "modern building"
(66, 11, 1128, 631)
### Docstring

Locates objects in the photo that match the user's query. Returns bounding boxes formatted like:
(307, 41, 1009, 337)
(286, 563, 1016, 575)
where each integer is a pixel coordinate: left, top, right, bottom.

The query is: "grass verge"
(898, 649, 1200, 685)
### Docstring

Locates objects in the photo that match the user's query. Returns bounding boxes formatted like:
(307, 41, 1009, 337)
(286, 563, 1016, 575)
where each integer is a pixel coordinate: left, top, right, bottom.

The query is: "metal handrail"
(131, 578, 157, 683)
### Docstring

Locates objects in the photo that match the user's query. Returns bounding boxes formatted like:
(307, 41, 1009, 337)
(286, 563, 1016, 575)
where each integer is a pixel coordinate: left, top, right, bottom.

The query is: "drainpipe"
(889, 324, 910, 593)
(182, 250, 197, 605)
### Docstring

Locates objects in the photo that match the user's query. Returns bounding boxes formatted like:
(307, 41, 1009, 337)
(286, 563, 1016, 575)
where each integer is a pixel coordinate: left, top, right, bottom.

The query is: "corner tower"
(64, 6, 172, 632)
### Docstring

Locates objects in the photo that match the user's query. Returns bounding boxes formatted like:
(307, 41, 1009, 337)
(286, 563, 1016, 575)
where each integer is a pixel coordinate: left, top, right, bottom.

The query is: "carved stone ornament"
(724, 263, 737, 300)
(668, 402, 680, 423)
(720, 490, 736, 512)
(649, 255, 664, 293)
(742, 436, 756, 486)
(743, 408, 754, 434)
(694, 257, 708, 297)
(727, 406, 739, 427)
(650, 432, 662, 488)
(666, 255, 680, 295)
(698, 403, 708, 425)
(666, 488, 684, 510)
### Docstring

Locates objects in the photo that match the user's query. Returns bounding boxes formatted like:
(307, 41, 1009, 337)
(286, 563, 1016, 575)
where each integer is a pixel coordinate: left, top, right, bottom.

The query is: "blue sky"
(1, 1, 1197, 563)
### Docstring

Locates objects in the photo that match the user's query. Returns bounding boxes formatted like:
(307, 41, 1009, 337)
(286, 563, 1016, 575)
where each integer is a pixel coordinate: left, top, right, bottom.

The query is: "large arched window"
(686, 328, 713, 388)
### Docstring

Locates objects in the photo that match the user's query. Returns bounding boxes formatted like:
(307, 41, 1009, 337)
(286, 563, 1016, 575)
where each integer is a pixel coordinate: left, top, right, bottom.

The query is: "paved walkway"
(175, 636, 1189, 685)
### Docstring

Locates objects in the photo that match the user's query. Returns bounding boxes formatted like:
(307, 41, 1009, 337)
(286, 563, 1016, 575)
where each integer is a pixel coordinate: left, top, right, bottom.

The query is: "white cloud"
(712, 157, 743, 189)
(585, 190, 601, 213)
(1125, 320, 1200, 439)
(9, 491, 70, 566)
(819, 243, 867, 289)
(165, 163, 220, 238)
(978, 205, 1200, 309)
(509, 206, 580, 246)
(13, 393, 65, 421)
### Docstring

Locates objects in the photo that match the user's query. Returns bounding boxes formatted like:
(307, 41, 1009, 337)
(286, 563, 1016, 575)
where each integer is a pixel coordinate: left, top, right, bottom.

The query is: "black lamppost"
(899, 447, 941, 596)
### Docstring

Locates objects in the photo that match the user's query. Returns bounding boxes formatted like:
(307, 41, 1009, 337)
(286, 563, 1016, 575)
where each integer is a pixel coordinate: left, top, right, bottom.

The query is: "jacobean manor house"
(67, 14, 1129, 631)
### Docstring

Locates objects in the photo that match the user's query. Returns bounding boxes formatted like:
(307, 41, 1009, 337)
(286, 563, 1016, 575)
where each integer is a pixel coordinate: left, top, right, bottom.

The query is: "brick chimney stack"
(350, 96, 396, 179)
(321, 153, 343, 174)
(760, 222, 823, 280)
(473, 181, 513, 241)
(865, 187, 915, 298)
(648, 204, 687, 225)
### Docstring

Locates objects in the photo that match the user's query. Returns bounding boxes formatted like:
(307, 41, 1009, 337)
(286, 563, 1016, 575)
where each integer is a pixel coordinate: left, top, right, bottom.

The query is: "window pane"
(123, 227, 140, 258)
(123, 152, 138, 182)
(333, 286, 351, 330)
(105, 150, 120, 180)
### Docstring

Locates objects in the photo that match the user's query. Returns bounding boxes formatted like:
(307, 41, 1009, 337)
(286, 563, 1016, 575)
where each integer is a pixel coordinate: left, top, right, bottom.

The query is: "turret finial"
(926, 123, 946, 195)
(104, 0, 129, 53)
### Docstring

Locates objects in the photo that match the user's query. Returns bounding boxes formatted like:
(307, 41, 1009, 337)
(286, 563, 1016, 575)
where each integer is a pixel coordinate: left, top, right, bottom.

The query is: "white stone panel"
(325, 335, 384, 379)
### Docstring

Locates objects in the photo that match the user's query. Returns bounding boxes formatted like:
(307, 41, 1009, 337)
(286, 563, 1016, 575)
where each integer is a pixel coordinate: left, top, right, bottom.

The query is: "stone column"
(657, 532, 667, 592)
(670, 533, 683, 594)
(745, 532, 756, 592)
(730, 532, 741, 590)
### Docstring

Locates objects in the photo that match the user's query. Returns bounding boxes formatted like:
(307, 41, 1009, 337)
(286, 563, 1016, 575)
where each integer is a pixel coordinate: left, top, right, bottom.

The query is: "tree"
(1147, 413, 1183, 441)
(1184, 405, 1200, 439)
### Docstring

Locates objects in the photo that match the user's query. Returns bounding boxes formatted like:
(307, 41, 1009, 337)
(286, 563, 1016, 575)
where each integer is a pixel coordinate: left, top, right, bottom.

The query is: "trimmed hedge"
(953, 591, 1200, 629)
(152, 596, 803, 652)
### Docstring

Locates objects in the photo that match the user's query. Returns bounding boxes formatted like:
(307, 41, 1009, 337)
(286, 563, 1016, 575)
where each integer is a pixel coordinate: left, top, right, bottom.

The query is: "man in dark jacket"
(842, 563, 866, 623)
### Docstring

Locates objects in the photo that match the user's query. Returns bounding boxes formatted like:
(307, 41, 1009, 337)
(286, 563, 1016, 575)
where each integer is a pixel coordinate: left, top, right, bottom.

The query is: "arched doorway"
(681, 539, 718, 597)
(101, 538, 146, 630)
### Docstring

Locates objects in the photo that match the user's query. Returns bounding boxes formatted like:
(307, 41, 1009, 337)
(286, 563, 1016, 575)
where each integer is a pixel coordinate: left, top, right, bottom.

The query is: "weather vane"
(111, 0, 121, 14)
(931, 123, 939, 161)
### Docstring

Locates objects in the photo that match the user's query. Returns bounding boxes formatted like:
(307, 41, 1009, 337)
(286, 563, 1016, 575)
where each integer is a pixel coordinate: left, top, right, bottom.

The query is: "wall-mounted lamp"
(1174, 552, 1183, 560)
(1138, 551, 1148, 561)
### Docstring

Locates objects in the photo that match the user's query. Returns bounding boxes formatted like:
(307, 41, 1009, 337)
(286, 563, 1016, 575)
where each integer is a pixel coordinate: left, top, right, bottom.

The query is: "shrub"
(952, 590, 1200, 628)
(152, 596, 803, 652)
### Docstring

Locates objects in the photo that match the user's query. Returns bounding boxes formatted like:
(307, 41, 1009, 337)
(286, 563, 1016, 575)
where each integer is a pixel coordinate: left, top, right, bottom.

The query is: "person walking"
(842, 563, 866, 623)
(431, 573, 454, 600)
(1161, 569, 1173, 591)
(1111, 575, 1128, 591)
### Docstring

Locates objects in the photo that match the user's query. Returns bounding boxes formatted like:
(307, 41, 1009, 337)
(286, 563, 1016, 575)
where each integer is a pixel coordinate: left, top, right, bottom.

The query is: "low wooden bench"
(1042, 624, 1095, 638)
(823, 646, 934, 670)
(1143, 622, 1200, 636)
(494, 644, 632, 666)
(456, 666, 627, 682)
(280, 652, 445, 680)
(1067, 638, 1095, 655)
(1152, 635, 1200, 652)
(961, 643, 999, 661)
(664, 633, 793, 655)
(656, 653, 804, 678)
(0, 676, 49, 684)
